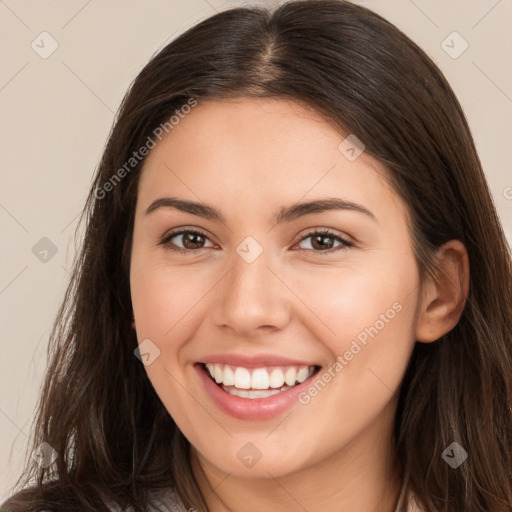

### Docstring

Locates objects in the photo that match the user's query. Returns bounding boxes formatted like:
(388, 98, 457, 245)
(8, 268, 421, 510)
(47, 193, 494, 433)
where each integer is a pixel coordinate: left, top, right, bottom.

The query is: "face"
(129, 97, 422, 479)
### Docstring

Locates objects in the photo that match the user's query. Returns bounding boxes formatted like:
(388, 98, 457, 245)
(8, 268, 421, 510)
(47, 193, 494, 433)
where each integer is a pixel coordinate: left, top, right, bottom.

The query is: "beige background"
(1, 0, 511, 501)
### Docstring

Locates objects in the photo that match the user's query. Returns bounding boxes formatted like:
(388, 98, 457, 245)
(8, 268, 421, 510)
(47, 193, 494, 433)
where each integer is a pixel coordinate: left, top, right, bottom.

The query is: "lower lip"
(195, 364, 318, 420)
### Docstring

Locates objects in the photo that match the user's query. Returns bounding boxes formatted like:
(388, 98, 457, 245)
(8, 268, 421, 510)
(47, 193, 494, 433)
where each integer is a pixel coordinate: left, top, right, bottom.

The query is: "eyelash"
(158, 228, 354, 255)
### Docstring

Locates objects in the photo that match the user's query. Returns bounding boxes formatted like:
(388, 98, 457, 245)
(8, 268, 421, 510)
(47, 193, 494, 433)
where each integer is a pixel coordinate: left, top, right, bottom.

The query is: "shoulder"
(107, 488, 188, 512)
(0, 485, 57, 512)
(1, 486, 187, 512)
(146, 488, 189, 512)
(406, 490, 425, 512)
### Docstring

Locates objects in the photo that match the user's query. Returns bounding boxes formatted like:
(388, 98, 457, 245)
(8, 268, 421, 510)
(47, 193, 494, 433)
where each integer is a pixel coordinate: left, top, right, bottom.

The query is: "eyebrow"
(144, 196, 376, 224)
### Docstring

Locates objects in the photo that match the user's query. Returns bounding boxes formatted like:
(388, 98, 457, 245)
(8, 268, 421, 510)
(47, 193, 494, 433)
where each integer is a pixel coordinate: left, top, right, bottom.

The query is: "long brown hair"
(3, 1, 511, 511)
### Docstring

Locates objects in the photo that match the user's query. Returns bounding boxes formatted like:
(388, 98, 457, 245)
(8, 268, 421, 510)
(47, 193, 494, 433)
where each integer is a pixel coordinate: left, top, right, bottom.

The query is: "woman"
(2, 1, 511, 511)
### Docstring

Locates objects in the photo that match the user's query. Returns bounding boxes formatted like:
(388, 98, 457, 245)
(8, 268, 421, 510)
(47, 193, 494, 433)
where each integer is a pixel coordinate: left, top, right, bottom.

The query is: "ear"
(416, 240, 470, 343)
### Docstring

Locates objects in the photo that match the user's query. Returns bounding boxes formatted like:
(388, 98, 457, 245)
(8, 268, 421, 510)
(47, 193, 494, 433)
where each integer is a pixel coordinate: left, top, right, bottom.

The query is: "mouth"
(199, 362, 321, 399)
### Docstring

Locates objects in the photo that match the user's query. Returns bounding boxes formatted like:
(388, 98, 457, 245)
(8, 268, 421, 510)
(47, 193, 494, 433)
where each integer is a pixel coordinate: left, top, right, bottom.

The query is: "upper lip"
(198, 353, 318, 368)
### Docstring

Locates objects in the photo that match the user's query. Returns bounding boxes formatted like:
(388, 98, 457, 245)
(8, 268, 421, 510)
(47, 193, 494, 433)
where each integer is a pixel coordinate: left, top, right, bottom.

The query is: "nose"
(212, 248, 292, 338)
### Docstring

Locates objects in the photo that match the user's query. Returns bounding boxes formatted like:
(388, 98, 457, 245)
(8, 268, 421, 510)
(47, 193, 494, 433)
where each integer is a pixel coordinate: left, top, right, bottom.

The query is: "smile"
(204, 363, 317, 399)
(196, 358, 321, 420)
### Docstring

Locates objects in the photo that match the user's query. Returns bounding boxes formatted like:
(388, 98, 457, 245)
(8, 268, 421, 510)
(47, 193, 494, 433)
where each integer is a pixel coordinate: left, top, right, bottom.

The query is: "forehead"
(144, 97, 344, 166)
(137, 97, 402, 220)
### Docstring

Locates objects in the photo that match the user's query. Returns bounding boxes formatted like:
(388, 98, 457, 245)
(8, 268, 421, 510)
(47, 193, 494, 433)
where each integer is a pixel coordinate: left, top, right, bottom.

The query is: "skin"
(129, 98, 469, 512)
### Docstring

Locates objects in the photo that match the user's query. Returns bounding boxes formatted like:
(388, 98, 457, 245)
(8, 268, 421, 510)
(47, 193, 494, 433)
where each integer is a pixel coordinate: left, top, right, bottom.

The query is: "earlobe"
(416, 240, 470, 343)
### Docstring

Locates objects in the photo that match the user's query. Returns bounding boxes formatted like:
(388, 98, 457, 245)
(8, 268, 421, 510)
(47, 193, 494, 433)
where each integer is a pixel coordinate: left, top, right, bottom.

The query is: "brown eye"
(180, 232, 206, 249)
(296, 229, 353, 254)
(160, 229, 214, 253)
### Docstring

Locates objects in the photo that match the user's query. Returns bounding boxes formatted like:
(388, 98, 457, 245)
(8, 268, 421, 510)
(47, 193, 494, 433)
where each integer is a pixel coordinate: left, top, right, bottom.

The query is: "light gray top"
(107, 473, 424, 511)
(106, 488, 188, 511)
(395, 469, 424, 512)
(39, 471, 422, 511)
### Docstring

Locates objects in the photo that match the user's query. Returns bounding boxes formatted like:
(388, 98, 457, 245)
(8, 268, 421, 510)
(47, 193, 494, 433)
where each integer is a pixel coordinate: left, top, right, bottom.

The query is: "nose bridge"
(229, 239, 278, 309)
(213, 238, 291, 334)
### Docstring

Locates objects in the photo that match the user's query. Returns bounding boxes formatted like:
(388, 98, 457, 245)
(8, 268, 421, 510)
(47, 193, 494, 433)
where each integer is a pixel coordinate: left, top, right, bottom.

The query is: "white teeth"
(214, 364, 223, 384)
(251, 368, 270, 390)
(204, 363, 316, 392)
(222, 385, 292, 399)
(223, 365, 235, 386)
(233, 367, 251, 389)
(269, 368, 285, 388)
(296, 367, 310, 383)
(284, 367, 296, 386)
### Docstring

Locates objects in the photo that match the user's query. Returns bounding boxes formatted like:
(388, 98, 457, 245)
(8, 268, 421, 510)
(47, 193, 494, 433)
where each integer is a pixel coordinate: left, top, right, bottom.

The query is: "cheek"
(287, 252, 420, 354)
(129, 257, 215, 422)
(292, 255, 419, 408)
(130, 256, 213, 341)
(282, 273, 418, 465)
